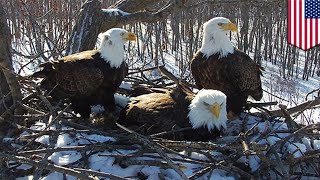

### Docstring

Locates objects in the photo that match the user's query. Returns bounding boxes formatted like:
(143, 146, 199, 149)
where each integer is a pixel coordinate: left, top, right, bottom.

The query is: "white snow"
(114, 93, 130, 108)
(35, 135, 50, 145)
(266, 136, 282, 146)
(248, 155, 261, 172)
(56, 134, 76, 147)
(287, 143, 307, 158)
(313, 140, 320, 150)
(91, 153, 141, 177)
(10, 6, 320, 179)
(77, 134, 115, 144)
(16, 164, 32, 170)
(30, 122, 47, 131)
(302, 137, 312, 151)
(102, 8, 130, 16)
(40, 172, 77, 180)
(141, 166, 161, 179)
(209, 169, 235, 180)
(49, 151, 82, 166)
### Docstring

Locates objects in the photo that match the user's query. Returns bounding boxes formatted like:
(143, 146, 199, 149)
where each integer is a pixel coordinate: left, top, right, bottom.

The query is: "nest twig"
(1, 65, 319, 179)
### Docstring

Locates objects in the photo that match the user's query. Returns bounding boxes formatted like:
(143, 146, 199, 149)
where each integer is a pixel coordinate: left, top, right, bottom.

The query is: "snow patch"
(36, 135, 50, 145)
(114, 93, 130, 108)
(313, 140, 320, 150)
(287, 143, 307, 158)
(40, 172, 77, 180)
(102, 8, 130, 16)
(209, 169, 235, 180)
(77, 134, 115, 144)
(49, 151, 82, 166)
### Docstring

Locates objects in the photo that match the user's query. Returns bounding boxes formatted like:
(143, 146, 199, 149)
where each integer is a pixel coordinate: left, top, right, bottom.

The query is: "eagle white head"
(188, 89, 228, 131)
(99, 28, 136, 68)
(200, 17, 238, 58)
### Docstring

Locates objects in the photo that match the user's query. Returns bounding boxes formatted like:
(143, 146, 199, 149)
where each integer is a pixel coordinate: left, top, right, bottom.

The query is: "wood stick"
(116, 123, 189, 180)
(270, 98, 320, 117)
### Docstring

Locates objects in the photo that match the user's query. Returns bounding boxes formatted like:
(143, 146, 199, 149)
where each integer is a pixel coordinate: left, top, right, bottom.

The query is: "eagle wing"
(119, 89, 220, 141)
(120, 89, 193, 131)
(227, 50, 263, 100)
(191, 50, 263, 101)
(190, 51, 206, 89)
(36, 50, 105, 96)
(54, 60, 104, 95)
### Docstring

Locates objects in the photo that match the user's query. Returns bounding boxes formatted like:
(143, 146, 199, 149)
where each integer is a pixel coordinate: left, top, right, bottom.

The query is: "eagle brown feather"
(34, 50, 128, 117)
(191, 17, 263, 116)
(191, 50, 263, 116)
(33, 28, 136, 118)
(119, 88, 222, 141)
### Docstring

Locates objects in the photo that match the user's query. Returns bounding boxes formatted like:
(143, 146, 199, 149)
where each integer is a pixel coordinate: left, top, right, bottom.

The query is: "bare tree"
(66, 0, 186, 54)
(0, 3, 22, 132)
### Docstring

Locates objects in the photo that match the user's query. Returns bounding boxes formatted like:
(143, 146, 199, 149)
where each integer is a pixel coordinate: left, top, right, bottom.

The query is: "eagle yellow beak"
(222, 22, 238, 32)
(210, 103, 221, 119)
(124, 32, 137, 42)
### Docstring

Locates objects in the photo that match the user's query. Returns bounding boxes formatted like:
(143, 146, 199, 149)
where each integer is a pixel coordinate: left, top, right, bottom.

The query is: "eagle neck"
(200, 31, 234, 58)
(100, 44, 125, 68)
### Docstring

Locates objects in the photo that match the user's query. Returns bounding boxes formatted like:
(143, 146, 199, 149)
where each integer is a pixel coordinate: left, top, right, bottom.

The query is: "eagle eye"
(203, 101, 210, 106)
(120, 32, 125, 36)
(217, 22, 223, 26)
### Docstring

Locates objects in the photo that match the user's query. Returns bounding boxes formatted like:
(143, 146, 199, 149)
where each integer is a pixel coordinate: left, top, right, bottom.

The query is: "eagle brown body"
(33, 28, 136, 118)
(34, 50, 128, 117)
(190, 17, 263, 116)
(191, 50, 263, 116)
(119, 88, 223, 141)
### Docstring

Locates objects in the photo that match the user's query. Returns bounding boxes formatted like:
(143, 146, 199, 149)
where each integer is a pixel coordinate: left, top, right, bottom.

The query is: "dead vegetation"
(0, 0, 319, 179)
(0, 65, 318, 179)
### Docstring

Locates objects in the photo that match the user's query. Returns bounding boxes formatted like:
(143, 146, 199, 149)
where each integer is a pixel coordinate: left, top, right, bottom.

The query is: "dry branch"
(270, 98, 320, 117)
(0, 152, 128, 180)
(116, 123, 189, 180)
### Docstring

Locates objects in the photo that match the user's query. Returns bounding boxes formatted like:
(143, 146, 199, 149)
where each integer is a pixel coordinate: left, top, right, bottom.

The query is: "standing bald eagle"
(191, 17, 263, 117)
(33, 28, 136, 118)
(119, 88, 228, 141)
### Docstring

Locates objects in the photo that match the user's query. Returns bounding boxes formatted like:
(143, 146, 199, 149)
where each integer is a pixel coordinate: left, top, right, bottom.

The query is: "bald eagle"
(33, 28, 136, 118)
(191, 17, 263, 117)
(119, 88, 228, 141)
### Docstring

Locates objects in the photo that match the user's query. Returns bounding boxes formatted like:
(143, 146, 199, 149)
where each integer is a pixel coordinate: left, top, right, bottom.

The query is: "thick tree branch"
(110, 0, 162, 12)
(270, 98, 320, 117)
(66, 0, 186, 53)
(112, 0, 185, 26)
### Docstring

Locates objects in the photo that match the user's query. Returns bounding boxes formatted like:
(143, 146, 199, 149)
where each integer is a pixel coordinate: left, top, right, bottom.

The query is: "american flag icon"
(288, 0, 320, 50)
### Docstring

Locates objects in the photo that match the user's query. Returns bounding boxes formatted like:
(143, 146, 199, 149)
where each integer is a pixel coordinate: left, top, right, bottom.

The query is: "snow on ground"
(14, 113, 319, 179)
(10, 12, 319, 179)
(260, 59, 320, 124)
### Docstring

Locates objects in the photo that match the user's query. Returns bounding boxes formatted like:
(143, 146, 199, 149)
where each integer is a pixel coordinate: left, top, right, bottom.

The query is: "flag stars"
(305, 0, 320, 18)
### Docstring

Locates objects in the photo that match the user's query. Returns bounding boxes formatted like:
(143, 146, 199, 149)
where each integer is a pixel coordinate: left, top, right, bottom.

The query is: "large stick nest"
(0, 66, 319, 179)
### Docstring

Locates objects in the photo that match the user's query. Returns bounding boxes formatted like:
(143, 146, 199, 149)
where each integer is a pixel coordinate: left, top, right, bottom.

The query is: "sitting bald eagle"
(119, 88, 228, 141)
(191, 17, 263, 117)
(33, 28, 136, 118)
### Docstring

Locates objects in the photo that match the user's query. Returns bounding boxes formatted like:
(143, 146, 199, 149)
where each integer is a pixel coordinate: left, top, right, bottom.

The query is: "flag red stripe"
(288, 0, 291, 43)
(316, 18, 319, 46)
(310, 19, 312, 49)
(299, 0, 303, 49)
(305, 15, 308, 49)
(293, 0, 297, 46)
